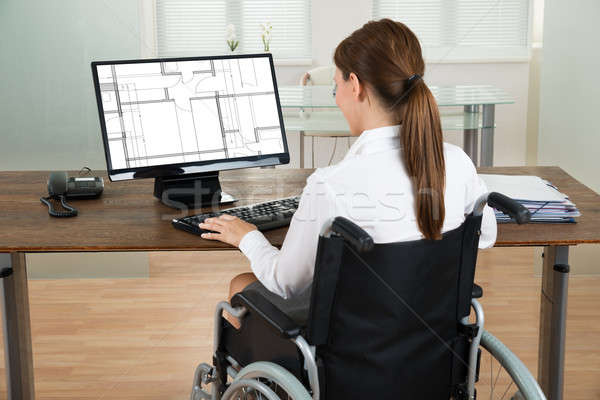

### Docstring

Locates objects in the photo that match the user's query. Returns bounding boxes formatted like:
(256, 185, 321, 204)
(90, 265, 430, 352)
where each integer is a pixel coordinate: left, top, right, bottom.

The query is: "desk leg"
(300, 131, 305, 169)
(480, 104, 495, 167)
(0, 253, 35, 399)
(463, 105, 479, 165)
(538, 245, 569, 400)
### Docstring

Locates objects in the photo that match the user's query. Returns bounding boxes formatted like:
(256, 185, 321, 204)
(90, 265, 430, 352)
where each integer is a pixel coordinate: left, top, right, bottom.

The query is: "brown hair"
(334, 18, 446, 240)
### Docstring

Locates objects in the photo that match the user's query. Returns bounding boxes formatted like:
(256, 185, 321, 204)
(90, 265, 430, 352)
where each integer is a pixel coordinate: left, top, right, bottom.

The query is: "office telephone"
(40, 171, 104, 217)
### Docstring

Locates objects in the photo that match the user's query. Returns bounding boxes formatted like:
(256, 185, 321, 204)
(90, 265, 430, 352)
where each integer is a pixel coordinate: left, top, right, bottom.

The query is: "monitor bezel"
(91, 53, 290, 182)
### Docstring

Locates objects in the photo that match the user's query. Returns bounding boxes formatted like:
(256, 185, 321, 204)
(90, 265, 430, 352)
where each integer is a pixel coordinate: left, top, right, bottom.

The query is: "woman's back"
(308, 125, 496, 247)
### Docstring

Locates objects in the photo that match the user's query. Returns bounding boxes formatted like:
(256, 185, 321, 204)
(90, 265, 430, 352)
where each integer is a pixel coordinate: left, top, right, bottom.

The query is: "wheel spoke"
(493, 355, 503, 392)
(490, 352, 494, 400)
(500, 381, 514, 400)
(481, 349, 518, 400)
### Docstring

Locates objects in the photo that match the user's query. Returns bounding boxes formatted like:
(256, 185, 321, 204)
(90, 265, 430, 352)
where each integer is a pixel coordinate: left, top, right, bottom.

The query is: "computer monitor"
(91, 53, 289, 209)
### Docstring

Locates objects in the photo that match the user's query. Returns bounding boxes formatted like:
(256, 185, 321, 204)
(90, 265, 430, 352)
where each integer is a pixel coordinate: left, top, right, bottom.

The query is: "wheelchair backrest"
(307, 214, 483, 399)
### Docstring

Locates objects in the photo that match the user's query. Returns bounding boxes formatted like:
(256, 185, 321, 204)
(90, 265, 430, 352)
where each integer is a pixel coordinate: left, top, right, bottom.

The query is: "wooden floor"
(0, 247, 598, 399)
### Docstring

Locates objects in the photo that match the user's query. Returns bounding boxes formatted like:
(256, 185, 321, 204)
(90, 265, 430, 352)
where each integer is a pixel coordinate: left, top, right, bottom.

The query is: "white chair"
(299, 65, 335, 86)
(298, 66, 351, 168)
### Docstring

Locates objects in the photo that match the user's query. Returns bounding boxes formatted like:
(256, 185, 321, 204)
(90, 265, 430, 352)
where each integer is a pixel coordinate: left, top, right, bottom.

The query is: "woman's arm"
(464, 167, 498, 249)
(200, 172, 336, 299)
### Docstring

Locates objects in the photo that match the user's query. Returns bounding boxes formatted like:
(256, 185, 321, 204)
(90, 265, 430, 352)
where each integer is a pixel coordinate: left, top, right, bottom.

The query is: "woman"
(198, 19, 497, 323)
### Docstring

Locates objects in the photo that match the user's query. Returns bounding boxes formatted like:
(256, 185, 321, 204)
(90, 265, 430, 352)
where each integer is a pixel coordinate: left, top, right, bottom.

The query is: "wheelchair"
(191, 192, 546, 400)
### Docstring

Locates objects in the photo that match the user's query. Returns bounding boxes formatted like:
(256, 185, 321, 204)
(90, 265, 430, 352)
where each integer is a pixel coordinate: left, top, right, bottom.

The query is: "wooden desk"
(0, 167, 599, 400)
(479, 166, 600, 400)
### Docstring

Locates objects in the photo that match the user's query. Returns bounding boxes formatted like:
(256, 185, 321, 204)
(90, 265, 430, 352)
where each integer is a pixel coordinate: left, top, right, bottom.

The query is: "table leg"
(480, 104, 495, 167)
(300, 131, 305, 169)
(0, 253, 35, 399)
(538, 245, 569, 400)
(463, 105, 479, 165)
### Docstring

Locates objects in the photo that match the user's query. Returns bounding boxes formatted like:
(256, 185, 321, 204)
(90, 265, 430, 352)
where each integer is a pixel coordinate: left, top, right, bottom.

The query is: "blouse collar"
(345, 125, 402, 157)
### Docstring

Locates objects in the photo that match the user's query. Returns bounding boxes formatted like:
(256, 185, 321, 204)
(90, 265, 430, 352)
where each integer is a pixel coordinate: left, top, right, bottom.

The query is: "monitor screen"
(92, 54, 289, 181)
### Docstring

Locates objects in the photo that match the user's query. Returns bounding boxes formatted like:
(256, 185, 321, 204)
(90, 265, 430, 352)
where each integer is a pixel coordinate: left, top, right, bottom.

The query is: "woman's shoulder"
(443, 142, 468, 158)
(306, 159, 349, 185)
(443, 142, 477, 171)
(302, 165, 336, 195)
(304, 142, 475, 186)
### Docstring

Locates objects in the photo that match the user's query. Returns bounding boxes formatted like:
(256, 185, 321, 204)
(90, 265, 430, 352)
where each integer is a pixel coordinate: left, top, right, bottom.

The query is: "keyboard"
(172, 196, 300, 236)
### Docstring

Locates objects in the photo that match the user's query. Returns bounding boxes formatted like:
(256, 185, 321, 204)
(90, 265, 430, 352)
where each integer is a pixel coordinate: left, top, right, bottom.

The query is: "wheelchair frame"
(190, 193, 545, 400)
(191, 301, 318, 400)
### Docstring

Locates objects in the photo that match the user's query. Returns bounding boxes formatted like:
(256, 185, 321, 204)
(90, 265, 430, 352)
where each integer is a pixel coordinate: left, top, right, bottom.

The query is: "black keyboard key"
(249, 215, 274, 224)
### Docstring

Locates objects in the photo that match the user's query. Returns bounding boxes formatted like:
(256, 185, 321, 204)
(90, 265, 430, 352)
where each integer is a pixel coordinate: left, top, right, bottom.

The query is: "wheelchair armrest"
(487, 192, 531, 224)
(231, 289, 302, 339)
(472, 283, 483, 299)
(331, 216, 374, 253)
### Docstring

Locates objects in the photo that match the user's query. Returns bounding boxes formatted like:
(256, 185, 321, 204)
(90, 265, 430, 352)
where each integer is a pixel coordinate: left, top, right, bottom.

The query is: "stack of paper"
(479, 174, 581, 223)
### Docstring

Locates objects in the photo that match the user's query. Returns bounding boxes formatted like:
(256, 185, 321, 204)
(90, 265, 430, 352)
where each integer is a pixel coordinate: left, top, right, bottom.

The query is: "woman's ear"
(348, 72, 364, 101)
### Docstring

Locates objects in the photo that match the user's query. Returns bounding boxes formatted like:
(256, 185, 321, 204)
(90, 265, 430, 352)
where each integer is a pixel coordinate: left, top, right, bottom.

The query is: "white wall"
(538, 1, 600, 191)
(0, 0, 142, 171)
(537, 0, 600, 274)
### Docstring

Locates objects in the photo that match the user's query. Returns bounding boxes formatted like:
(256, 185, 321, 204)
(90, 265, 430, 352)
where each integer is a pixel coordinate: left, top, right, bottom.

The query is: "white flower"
(260, 21, 273, 51)
(226, 24, 237, 41)
(260, 22, 272, 34)
(226, 24, 239, 51)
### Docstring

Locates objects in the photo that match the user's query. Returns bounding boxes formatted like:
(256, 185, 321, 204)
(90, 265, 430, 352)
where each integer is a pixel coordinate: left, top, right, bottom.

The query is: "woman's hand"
(199, 214, 257, 247)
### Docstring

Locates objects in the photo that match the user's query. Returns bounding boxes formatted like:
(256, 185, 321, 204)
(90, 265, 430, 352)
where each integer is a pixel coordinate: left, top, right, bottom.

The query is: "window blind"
(373, 0, 530, 61)
(156, 0, 311, 61)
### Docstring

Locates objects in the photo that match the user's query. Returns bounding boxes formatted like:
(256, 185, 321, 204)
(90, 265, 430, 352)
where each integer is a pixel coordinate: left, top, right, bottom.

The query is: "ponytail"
(334, 18, 446, 240)
(400, 81, 445, 240)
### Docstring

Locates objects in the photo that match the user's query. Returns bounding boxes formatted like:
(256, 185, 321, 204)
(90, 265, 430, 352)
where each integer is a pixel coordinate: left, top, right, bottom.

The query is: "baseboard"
(26, 252, 149, 279)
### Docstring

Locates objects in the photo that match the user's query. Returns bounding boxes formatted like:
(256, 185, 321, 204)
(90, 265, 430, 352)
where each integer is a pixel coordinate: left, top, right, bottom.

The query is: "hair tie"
(407, 73, 421, 85)
(391, 73, 422, 108)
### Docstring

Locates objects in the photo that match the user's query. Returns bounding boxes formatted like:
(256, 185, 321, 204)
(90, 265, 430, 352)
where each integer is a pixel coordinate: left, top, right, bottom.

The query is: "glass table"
(278, 85, 514, 168)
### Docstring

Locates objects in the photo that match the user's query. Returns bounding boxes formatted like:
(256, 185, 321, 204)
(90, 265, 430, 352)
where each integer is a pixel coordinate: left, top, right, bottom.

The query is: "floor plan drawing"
(96, 57, 284, 169)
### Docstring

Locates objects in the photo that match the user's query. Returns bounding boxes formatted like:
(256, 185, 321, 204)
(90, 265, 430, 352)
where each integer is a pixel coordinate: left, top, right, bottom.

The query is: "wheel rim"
(478, 330, 545, 400)
(224, 378, 279, 400)
(477, 347, 526, 400)
(227, 378, 294, 400)
(223, 361, 312, 400)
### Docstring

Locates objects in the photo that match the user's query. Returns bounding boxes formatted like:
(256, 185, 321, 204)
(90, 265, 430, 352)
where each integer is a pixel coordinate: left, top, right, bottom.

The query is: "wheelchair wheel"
(222, 361, 312, 400)
(477, 330, 546, 400)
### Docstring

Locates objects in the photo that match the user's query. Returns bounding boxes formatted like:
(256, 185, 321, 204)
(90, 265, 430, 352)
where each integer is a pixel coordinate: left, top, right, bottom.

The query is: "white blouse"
(239, 125, 497, 299)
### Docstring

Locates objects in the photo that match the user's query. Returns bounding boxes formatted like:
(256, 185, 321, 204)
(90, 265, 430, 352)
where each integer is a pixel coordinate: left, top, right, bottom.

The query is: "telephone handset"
(40, 171, 104, 217)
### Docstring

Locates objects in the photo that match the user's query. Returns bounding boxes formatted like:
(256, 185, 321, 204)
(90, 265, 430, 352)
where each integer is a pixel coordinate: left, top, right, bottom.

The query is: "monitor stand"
(153, 171, 236, 210)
